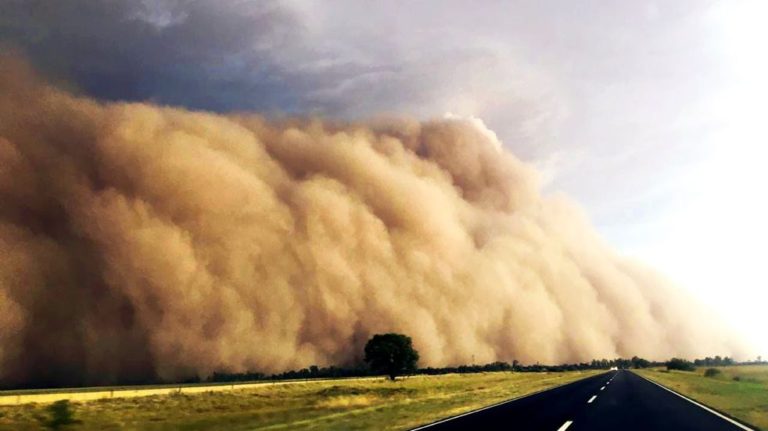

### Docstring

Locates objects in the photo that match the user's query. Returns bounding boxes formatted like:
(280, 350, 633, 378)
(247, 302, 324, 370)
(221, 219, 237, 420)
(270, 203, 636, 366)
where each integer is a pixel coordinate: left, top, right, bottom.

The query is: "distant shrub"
(44, 400, 80, 430)
(733, 376, 742, 381)
(666, 358, 696, 371)
(704, 368, 721, 378)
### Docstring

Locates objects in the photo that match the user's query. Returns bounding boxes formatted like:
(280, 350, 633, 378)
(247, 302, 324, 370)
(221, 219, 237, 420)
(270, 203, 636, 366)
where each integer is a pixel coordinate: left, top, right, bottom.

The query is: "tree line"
(6, 332, 757, 389)
(204, 332, 758, 383)
(205, 355, 754, 384)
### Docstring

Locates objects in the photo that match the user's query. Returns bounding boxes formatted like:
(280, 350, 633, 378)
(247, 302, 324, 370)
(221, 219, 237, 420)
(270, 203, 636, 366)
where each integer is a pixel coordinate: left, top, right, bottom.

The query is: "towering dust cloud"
(0, 56, 743, 387)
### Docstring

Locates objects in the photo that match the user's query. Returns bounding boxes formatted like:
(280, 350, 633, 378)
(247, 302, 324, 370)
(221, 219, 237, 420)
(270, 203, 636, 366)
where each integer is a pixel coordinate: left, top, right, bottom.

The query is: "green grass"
(636, 365, 768, 430)
(0, 370, 600, 430)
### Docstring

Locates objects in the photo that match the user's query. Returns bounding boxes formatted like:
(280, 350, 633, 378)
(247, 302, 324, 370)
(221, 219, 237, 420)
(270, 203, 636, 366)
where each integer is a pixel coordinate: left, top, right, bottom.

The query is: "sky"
(1, 0, 765, 357)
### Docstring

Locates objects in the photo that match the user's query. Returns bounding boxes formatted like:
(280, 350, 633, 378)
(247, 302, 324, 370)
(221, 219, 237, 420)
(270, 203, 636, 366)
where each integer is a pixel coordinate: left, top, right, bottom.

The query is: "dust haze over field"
(0, 55, 745, 387)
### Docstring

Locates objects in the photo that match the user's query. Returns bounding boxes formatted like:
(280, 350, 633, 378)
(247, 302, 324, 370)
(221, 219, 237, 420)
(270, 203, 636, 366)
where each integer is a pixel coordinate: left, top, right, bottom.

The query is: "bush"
(44, 400, 80, 430)
(733, 376, 742, 381)
(704, 368, 721, 377)
(666, 358, 696, 371)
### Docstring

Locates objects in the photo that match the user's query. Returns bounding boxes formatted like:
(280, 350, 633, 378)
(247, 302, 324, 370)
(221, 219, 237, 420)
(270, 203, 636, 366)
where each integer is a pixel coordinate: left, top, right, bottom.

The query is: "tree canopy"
(364, 333, 419, 380)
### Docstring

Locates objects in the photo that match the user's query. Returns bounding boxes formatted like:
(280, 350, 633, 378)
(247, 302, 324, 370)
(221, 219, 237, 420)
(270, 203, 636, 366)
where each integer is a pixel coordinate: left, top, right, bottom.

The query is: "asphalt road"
(412, 370, 753, 431)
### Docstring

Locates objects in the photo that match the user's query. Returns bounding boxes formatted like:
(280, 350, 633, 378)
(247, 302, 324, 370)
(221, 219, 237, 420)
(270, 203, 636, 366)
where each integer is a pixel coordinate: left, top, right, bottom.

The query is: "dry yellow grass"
(0, 370, 601, 430)
(0, 378, 381, 406)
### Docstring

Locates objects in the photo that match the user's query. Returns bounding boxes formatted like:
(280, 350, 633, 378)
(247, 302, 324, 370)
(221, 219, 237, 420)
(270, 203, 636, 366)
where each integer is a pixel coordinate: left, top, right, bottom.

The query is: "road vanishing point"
(412, 370, 754, 431)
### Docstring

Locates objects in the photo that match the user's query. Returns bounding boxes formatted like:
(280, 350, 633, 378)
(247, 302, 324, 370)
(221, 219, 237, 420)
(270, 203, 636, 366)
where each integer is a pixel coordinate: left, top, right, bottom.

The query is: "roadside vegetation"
(0, 370, 600, 431)
(666, 357, 696, 371)
(636, 365, 768, 430)
(1, 327, 758, 431)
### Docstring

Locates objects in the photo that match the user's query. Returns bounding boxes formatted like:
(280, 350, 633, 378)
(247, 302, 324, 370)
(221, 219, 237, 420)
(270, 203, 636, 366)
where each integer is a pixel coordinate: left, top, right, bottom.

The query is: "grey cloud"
(0, 0, 742, 292)
(0, 0, 302, 111)
(0, 0, 563, 158)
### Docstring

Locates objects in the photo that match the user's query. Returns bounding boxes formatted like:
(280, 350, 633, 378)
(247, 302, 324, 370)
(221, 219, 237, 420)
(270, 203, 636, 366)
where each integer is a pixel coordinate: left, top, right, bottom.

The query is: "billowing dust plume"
(0, 56, 744, 387)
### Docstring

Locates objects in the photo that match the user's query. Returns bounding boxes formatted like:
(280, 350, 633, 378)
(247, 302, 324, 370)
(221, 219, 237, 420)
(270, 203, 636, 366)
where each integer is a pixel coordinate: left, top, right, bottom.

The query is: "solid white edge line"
(409, 372, 610, 430)
(588, 395, 597, 403)
(631, 371, 754, 431)
(557, 420, 574, 431)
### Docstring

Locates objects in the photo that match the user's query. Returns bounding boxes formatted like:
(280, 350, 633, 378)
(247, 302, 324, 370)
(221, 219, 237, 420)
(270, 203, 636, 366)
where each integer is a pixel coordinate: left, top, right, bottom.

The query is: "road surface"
(412, 370, 753, 431)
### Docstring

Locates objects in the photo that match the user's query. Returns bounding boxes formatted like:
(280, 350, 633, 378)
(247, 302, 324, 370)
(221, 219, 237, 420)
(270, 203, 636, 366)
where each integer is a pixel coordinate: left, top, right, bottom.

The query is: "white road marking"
(600, 386, 605, 391)
(588, 395, 597, 403)
(632, 371, 754, 431)
(410, 373, 605, 430)
(557, 420, 574, 431)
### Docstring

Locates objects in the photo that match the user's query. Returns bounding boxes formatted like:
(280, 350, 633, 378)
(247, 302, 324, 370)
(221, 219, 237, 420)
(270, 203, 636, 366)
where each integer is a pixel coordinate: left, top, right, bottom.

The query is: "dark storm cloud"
(0, 0, 305, 111)
(0, 0, 560, 148)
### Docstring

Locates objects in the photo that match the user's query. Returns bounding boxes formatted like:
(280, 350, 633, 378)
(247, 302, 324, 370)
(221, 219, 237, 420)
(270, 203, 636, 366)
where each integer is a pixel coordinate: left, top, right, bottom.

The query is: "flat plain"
(0, 370, 599, 431)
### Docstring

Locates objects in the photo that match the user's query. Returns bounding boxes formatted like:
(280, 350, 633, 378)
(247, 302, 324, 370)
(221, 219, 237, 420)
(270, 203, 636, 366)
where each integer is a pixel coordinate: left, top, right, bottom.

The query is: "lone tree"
(364, 333, 419, 380)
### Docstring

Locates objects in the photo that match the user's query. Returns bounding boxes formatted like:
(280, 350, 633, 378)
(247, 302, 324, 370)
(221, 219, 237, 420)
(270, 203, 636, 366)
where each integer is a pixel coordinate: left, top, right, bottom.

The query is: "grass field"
(0, 378, 388, 406)
(636, 365, 768, 430)
(0, 370, 600, 430)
